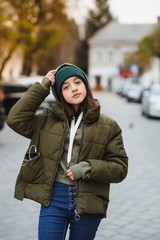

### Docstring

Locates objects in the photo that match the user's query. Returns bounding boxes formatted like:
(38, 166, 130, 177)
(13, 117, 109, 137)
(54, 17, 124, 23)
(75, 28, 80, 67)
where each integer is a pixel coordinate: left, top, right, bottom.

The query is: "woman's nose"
(71, 85, 77, 92)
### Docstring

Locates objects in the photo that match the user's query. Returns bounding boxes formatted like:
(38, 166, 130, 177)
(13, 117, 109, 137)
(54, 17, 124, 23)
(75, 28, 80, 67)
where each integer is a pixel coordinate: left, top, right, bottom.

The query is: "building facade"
(88, 21, 157, 90)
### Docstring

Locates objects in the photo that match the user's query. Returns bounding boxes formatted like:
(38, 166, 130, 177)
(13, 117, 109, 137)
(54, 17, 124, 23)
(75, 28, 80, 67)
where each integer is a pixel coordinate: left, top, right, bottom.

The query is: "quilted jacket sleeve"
(6, 82, 49, 139)
(85, 121, 128, 184)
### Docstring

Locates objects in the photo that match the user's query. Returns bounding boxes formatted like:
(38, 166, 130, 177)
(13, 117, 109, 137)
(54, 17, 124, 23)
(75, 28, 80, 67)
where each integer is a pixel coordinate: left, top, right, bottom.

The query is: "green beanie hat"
(54, 64, 88, 100)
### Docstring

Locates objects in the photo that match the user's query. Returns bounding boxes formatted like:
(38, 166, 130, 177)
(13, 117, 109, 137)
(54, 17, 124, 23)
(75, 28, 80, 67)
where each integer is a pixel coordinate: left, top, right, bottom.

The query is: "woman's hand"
(66, 168, 74, 181)
(45, 70, 56, 85)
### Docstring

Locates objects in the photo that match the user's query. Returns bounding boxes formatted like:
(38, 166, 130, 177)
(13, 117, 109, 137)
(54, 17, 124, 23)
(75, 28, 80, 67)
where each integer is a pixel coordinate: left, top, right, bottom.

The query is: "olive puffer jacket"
(6, 82, 128, 218)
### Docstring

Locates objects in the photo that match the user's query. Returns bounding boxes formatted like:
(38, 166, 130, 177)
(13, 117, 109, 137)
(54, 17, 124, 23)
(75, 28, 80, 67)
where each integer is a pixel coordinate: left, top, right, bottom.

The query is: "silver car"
(141, 84, 160, 118)
(126, 84, 143, 103)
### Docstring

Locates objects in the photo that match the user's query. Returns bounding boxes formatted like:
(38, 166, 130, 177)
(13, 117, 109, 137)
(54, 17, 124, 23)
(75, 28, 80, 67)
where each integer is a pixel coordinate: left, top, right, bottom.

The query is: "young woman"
(6, 63, 128, 240)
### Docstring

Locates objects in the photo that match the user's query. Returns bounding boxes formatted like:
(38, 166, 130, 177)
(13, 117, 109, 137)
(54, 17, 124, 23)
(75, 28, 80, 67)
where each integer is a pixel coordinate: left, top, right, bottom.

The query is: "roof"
(88, 21, 157, 45)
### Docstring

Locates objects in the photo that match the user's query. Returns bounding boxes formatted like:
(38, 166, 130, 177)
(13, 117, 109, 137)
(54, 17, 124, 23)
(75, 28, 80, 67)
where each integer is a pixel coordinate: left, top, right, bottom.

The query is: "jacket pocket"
(78, 192, 108, 215)
(21, 153, 43, 183)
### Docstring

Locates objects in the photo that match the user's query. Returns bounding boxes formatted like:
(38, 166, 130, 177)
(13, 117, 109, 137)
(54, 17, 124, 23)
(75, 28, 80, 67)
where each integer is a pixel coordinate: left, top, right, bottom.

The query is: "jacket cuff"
(41, 77, 51, 91)
(70, 162, 91, 180)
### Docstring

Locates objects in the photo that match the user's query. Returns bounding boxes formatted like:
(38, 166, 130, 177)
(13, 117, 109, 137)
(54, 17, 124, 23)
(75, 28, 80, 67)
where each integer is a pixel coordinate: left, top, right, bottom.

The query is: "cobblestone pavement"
(0, 92, 160, 240)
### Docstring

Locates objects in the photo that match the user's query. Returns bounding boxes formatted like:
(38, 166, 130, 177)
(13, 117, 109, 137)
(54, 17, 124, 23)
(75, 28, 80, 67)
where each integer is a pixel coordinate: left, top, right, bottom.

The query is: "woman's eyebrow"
(63, 77, 79, 85)
(73, 77, 80, 81)
(63, 80, 70, 85)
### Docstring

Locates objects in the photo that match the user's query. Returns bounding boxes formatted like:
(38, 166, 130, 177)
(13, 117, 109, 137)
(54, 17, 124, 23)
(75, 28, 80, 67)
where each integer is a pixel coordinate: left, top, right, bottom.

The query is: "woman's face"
(62, 76, 87, 111)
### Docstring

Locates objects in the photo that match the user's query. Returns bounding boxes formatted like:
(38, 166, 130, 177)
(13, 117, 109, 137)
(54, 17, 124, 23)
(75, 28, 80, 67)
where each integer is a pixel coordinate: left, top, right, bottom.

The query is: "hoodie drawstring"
(67, 112, 83, 164)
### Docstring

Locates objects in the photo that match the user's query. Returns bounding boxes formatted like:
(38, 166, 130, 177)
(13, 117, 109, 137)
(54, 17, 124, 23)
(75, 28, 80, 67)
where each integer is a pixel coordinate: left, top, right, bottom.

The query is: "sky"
(66, 0, 160, 24)
(109, 0, 160, 24)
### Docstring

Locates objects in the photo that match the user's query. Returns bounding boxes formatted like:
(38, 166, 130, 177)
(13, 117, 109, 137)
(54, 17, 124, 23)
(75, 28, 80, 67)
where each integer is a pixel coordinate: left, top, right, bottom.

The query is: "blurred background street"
(1, 91, 160, 240)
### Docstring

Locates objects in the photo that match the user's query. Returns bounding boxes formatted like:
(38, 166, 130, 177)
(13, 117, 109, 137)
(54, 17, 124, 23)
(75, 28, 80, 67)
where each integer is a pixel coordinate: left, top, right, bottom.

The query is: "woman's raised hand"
(45, 70, 56, 85)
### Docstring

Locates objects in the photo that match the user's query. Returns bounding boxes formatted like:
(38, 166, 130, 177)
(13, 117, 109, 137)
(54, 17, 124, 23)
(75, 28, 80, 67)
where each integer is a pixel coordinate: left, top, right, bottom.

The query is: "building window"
(106, 50, 114, 64)
(94, 49, 102, 63)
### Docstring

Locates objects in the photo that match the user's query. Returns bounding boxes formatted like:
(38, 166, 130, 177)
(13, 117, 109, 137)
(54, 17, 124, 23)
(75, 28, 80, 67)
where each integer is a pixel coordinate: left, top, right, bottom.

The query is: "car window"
(151, 88, 160, 95)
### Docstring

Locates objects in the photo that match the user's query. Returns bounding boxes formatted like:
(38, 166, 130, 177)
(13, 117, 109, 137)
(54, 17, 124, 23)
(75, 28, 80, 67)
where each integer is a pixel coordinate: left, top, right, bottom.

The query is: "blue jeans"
(38, 182, 102, 240)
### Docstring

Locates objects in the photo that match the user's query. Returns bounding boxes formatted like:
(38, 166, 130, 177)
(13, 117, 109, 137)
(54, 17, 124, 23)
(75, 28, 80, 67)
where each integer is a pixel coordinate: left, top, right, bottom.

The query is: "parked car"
(1, 75, 55, 115)
(126, 84, 144, 103)
(15, 75, 55, 108)
(120, 77, 140, 97)
(141, 84, 160, 118)
(0, 86, 6, 130)
(1, 82, 29, 115)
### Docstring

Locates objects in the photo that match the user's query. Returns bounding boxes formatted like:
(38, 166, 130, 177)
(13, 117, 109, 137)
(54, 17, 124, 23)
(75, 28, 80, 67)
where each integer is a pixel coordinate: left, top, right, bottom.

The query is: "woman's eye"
(63, 85, 69, 90)
(75, 81, 80, 85)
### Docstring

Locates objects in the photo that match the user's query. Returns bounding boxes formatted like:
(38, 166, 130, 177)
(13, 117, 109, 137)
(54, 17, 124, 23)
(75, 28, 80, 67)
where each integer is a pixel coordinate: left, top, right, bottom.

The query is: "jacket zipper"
(46, 119, 69, 206)
(75, 120, 85, 215)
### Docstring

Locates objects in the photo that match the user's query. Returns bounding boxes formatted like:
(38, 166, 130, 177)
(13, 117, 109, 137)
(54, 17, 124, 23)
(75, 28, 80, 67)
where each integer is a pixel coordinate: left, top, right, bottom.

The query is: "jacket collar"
(84, 99, 100, 124)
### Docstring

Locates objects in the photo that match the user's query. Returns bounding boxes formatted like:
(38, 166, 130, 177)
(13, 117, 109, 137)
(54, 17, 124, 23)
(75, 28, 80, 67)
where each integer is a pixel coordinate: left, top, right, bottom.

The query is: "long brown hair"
(60, 84, 97, 119)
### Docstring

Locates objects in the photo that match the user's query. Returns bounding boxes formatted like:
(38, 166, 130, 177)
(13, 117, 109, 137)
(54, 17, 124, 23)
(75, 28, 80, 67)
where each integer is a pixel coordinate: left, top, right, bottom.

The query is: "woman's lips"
(72, 93, 81, 98)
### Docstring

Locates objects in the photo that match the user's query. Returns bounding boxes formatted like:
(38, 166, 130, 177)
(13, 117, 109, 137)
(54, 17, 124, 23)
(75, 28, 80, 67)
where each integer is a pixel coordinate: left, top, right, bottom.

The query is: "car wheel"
(146, 111, 151, 118)
(141, 110, 145, 116)
(0, 122, 4, 130)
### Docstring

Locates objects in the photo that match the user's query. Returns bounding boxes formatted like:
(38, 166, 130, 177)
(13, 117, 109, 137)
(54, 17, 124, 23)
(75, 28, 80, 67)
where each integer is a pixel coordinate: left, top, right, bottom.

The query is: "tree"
(123, 26, 160, 77)
(0, 0, 80, 79)
(0, 0, 19, 78)
(124, 51, 151, 76)
(20, 0, 79, 75)
(85, 0, 112, 39)
(138, 35, 154, 58)
(77, 0, 112, 74)
(138, 26, 160, 81)
(36, 19, 80, 74)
